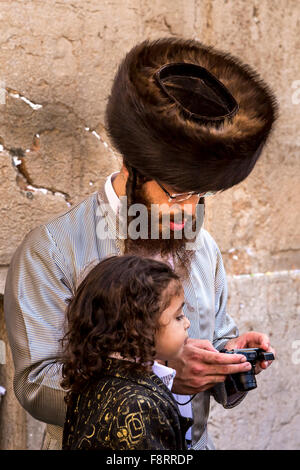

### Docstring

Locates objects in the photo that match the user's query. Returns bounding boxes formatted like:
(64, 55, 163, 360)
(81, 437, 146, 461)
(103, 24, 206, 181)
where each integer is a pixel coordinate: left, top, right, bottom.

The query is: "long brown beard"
(117, 182, 204, 281)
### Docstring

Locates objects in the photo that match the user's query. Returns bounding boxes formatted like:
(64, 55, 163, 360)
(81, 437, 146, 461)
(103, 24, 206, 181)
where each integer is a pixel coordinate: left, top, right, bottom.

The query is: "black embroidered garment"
(62, 357, 193, 450)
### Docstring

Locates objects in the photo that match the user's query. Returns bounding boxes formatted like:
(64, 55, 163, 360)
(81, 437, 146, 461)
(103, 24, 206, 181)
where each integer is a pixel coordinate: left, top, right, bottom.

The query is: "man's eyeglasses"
(156, 180, 217, 203)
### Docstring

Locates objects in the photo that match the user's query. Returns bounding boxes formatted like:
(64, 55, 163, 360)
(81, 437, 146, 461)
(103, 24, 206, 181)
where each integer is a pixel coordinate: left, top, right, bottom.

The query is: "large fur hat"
(105, 37, 278, 193)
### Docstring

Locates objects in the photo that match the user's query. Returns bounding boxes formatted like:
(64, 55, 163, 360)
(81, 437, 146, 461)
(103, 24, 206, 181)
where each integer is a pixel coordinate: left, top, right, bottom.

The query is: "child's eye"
(176, 314, 185, 321)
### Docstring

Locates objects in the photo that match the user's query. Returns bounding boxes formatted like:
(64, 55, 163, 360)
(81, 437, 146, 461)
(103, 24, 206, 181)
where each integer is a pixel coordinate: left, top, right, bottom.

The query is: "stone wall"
(0, 0, 299, 450)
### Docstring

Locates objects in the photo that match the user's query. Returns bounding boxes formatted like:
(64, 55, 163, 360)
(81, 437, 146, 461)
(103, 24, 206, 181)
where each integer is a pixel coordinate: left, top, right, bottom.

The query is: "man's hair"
(105, 37, 278, 204)
(60, 254, 182, 402)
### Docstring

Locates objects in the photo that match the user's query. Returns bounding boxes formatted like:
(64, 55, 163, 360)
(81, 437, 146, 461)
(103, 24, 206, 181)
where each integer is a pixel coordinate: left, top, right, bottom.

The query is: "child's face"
(154, 289, 190, 362)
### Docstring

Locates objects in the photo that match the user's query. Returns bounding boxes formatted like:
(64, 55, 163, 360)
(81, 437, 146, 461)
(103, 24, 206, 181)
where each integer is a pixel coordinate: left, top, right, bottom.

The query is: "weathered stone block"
(208, 270, 300, 450)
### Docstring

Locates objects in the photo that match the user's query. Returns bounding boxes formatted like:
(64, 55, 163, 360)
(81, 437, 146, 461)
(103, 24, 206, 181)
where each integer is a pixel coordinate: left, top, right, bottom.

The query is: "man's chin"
(123, 231, 196, 280)
(123, 227, 189, 256)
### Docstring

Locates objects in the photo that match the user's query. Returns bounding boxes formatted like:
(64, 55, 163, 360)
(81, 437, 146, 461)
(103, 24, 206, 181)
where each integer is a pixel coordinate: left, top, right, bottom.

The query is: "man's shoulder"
(45, 191, 99, 230)
(190, 228, 224, 275)
(197, 227, 221, 254)
(10, 192, 100, 272)
(201, 227, 219, 247)
(22, 192, 98, 243)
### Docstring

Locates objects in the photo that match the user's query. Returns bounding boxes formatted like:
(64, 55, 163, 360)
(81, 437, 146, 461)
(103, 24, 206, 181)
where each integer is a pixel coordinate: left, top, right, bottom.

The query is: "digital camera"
(220, 347, 275, 393)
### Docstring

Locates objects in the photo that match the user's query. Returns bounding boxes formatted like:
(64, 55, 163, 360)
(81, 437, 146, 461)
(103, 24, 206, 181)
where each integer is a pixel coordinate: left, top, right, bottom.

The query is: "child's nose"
(184, 317, 190, 330)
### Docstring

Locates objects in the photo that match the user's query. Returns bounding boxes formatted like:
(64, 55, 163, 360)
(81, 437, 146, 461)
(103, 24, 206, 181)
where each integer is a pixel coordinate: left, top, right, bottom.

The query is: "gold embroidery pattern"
(63, 358, 192, 450)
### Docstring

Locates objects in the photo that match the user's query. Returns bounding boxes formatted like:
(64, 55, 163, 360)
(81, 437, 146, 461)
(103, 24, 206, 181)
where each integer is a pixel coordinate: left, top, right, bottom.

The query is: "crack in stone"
(84, 125, 120, 162)
(6, 86, 43, 110)
(0, 136, 10, 153)
(231, 269, 300, 279)
(1, 88, 120, 203)
(3, 85, 119, 162)
(8, 146, 72, 206)
(1, 121, 120, 204)
(163, 17, 177, 36)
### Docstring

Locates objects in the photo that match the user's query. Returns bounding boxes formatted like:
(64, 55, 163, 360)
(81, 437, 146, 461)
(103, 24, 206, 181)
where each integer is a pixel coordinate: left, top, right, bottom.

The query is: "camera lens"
(220, 348, 263, 394)
(234, 370, 257, 392)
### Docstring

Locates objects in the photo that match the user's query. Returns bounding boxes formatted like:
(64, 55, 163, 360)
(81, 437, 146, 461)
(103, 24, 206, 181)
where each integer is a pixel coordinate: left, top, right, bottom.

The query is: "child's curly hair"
(60, 254, 183, 403)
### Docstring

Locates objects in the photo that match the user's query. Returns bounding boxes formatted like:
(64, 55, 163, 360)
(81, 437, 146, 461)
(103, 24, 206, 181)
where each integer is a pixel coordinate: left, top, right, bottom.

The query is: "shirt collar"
(108, 353, 176, 392)
(152, 360, 176, 391)
(104, 171, 120, 215)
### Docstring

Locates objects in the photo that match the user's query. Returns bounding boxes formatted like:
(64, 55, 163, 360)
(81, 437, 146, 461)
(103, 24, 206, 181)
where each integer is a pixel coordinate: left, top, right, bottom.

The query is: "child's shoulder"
(98, 378, 175, 431)
(93, 374, 171, 412)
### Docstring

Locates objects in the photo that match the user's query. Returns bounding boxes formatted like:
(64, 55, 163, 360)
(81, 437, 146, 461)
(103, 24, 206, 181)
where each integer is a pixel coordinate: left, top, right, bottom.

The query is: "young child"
(60, 254, 193, 450)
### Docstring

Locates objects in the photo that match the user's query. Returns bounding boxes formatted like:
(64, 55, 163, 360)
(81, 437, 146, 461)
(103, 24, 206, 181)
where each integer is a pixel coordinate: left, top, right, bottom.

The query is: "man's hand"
(224, 331, 276, 375)
(168, 338, 253, 395)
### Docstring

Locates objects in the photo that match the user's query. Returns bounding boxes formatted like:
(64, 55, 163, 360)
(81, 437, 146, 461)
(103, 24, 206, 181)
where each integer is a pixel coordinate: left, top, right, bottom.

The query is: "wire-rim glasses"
(156, 180, 217, 202)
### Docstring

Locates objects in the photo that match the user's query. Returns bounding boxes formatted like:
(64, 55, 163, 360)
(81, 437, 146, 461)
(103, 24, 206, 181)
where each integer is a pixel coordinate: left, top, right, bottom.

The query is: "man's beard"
(117, 182, 205, 280)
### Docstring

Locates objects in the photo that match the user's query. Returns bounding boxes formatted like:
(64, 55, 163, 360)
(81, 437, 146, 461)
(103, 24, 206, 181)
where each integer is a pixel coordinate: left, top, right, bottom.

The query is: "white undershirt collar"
(104, 171, 120, 214)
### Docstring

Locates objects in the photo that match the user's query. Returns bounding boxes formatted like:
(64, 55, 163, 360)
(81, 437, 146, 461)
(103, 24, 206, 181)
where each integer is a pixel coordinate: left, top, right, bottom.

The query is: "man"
(4, 37, 277, 450)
